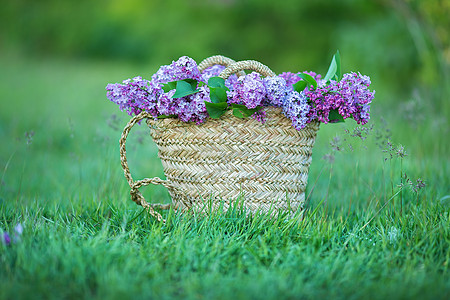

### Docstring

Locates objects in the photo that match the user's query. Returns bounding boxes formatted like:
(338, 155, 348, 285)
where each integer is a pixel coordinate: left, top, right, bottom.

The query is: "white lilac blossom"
(228, 72, 266, 109)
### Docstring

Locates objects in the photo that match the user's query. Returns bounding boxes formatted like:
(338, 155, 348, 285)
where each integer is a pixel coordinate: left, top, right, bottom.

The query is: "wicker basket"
(119, 56, 320, 221)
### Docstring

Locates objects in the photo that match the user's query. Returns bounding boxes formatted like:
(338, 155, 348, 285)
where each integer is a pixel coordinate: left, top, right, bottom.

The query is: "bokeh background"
(0, 0, 448, 207)
(1, 0, 448, 123)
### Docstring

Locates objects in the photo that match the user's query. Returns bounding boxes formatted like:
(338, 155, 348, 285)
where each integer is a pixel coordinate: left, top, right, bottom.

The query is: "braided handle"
(198, 55, 246, 77)
(219, 60, 276, 79)
(119, 111, 174, 222)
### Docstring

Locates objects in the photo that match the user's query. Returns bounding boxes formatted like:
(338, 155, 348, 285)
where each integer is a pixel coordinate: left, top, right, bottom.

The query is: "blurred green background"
(0, 0, 448, 206)
(1, 0, 449, 115)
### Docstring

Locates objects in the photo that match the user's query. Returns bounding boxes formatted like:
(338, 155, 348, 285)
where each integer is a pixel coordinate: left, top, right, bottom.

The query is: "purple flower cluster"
(282, 90, 311, 130)
(201, 65, 238, 89)
(106, 56, 209, 124)
(106, 55, 374, 130)
(279, 72, 302, 86)
(106, 76, 158, 117)
(228, 72, 266, 109)
(157, 86, 210, 123)
(263, 76, 289, 107)
(305, 72, 374, 124)
(227, 72, 311, 129)
(152, 56, 202, 84)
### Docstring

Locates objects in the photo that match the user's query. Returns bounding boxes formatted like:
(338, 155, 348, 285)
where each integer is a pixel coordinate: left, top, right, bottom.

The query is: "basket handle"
(198, 55, 246, 77)
(119, 111, 174, 222)
(219, 60, 276, 79)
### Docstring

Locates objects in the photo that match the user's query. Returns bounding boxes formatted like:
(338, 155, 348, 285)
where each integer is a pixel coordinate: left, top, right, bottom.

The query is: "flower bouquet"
(107, 53, 375, 221)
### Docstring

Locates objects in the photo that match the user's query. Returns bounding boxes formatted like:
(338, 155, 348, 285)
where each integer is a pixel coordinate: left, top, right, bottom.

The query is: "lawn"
(0, 53, 449, 299)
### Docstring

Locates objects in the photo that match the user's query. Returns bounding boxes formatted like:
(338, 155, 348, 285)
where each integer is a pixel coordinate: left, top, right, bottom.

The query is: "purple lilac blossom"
(184, 86, 210, 124)
(201, 65, 226, 83)
(201, 65, 238, 89)
(282, 90, 311, 130)
(228, 72, 266, 109)
(263, 76, 288, 107)
(251, 110, 267, 123)
(156, 89, 177, 116)
(151, 56, 202, 84)
(305, 72, 374, 124)
(106, 76, 160, 117)
(279, 72, 302, 86)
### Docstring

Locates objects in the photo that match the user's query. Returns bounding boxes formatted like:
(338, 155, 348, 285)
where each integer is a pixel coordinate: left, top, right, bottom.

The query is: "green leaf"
(162, 81, 177, 93)
(293, 80, 307, 93)
(209, 87, 228, 104)
(335, 50, 341, 80)
(172, 80, 199, 98)
(299, 73, 318, 90)
(231, 104, 261, 118)
(324, 51, 341, 82)
(328, 109, 345, 123)
(205, 102, 228, 119)
(208, 76, 228, 90)
(157, 114, 177, 119)
(183, 78, 199, 91)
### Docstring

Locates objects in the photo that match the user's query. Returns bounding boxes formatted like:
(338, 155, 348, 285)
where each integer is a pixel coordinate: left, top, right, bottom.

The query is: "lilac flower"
(228, 72, 266, 109)
(152, 56, 202, 84)
(106, 76, 160, 117)
(251, 109, 267, 123)
(339, 72, 375, 124)
(279, 71, 325, 89)
(201, 65, 238, 89)
(156, 87, 210, 124)
(279, 72, 302, 86)
(304, 72, 374, 124)
(185, 86, 210, 124)
(282, 90, 311, 130)
(263, 76, 288, 107)
(156, 89, 177, 116)
(201, 65, 226, 83)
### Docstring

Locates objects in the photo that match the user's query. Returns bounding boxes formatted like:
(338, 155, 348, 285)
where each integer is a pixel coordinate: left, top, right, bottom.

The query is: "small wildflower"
(2, 232, 11, 246)
(330, 136, 342, 152)
(409, 178, 426, 193)
(396, 145, 407, 158)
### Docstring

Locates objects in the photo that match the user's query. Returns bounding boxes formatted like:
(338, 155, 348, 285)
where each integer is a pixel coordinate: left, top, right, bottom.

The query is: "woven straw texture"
(119, 56, 319, 221)
(149, 107, 319, 211)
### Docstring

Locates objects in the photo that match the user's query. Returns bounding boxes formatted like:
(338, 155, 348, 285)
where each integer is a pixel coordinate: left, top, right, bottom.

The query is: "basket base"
(169, 190, 305, 216)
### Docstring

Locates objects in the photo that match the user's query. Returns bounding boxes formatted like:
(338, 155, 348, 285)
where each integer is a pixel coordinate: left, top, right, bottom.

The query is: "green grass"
(0, 53, 449, 299)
